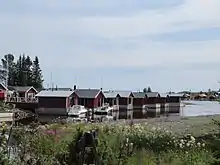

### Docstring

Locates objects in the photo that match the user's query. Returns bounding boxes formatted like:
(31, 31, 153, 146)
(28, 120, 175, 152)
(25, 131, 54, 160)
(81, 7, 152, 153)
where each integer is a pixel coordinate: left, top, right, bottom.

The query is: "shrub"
(1, 122, 215, 165)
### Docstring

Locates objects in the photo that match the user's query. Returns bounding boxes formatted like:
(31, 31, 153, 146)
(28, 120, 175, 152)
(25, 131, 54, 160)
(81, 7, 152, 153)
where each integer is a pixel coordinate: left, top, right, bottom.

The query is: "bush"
(0, 122, 215, 165)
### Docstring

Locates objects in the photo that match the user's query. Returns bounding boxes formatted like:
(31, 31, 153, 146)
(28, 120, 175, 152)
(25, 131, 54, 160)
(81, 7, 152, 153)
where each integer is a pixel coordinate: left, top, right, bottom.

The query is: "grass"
(2, 113, 220, 164)
(216, 98, 220, 102)
(2, 116, 220, 165)
(145, 115, 220, 137)
(182, 101, 197, 105)
(43, 121, 216, 165)
(44, 115, 220, 138)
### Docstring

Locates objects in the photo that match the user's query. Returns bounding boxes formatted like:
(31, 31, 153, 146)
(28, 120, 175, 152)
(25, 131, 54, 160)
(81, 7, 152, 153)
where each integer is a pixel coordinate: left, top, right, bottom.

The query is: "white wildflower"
(190, 136, 195, 142)
(165, 130, 170, 134)
(186, 143, 190, 147)
(152, 127, 156, 131)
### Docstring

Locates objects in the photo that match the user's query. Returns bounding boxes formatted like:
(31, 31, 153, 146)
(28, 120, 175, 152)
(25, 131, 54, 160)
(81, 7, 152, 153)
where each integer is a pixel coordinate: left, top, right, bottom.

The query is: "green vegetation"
(1, 118, 220, 165)
(143, 86, 152, 93)
(0, 102, 11, 113)
(0, 54, 43, 89)
(183, 102, 196, 105)
(215, 98, 220, 102)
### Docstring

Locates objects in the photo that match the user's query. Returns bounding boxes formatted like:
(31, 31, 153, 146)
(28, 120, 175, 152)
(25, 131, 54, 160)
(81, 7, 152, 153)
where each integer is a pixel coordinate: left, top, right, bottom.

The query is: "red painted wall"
(27, 88, 37, 95)
(166, 97, 181, 103)
(133, 98, 144, 106)
(74, 97, 78, 105)
(38, 97, 66, 108)
(0, 91, 5, 101)
(145, 97, 158, 104)
(119, 97, 128, 105)
(73, 91, 105, 109)
(93, 92, 104, 108)
(66, 97, 71, 108)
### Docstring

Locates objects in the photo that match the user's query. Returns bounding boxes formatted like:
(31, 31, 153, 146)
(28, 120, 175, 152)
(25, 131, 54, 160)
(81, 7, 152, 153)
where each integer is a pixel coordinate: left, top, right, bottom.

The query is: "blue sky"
(1, 0, 220, 92)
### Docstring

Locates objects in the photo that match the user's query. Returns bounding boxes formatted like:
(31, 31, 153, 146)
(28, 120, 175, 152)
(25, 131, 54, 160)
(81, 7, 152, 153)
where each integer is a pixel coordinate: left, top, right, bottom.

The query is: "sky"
(0, 0, 220, 92)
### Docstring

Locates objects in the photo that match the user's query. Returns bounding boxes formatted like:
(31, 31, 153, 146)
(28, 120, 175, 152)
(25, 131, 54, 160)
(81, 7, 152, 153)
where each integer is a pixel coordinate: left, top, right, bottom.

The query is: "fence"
(6, 97, 38, 103)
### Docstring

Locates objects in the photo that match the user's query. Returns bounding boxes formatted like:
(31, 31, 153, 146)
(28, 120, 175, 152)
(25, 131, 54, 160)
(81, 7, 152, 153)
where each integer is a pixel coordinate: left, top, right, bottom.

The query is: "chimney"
(73, 85, 77, 90)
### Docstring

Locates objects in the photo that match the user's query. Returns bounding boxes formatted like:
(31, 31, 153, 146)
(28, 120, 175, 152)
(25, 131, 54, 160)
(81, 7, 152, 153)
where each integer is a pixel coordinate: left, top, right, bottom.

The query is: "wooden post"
(76, 130, 99, 165)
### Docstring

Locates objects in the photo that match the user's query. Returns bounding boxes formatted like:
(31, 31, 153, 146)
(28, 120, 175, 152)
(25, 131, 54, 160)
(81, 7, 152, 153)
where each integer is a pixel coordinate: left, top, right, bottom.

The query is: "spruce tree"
(31, 56, 43, 89)
(25, 56, 33, 86)
(21, 54, 27, 86)
(1, 54, 44, 88)
(147, 87, 152, 92)
(1, 54, 16, 86)
(15, 55, 23, 86)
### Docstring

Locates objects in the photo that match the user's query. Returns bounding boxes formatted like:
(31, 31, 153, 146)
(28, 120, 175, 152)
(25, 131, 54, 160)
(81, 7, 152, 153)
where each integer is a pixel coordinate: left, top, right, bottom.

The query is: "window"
(27, 93, 34, 98)
(113, 99, 117, 105)
(128, 97, 132, 104)
(98, 98, 102, 106)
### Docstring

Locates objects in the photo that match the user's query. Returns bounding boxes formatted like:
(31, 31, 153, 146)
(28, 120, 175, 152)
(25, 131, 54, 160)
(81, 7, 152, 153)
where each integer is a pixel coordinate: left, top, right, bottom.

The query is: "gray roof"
(102, 90, 133, 98)
(168, 93, 184, 97)
(74, 89, 101, 98)
(8, 86, 37, 93)
(133, 92, 146, 98)
(118, 91, 132, 97)
(35, 90, 74, 97)
(160, 93, 169, 98)
(0, 83, 7, 90)
(103, 91, 118, 98)
(47, 87, 73, 91)
(146, 92, 160, 98)
(113, 91, 132, 98)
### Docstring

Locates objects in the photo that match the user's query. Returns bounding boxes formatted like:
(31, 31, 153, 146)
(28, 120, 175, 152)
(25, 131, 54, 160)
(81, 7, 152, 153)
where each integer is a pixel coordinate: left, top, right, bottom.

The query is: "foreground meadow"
(1, 118, 220, 165)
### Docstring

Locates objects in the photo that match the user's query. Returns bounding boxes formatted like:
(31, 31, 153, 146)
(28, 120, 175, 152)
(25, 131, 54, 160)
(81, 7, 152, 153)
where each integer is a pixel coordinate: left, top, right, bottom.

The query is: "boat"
(67, 105, 88, 120)
(94, 104, 114, 122)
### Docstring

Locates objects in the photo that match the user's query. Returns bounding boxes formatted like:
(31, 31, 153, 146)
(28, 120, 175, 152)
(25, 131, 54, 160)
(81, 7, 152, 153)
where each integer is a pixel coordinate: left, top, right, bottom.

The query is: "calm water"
(181, 101, 220, 117)
(16, 101, 220, 124)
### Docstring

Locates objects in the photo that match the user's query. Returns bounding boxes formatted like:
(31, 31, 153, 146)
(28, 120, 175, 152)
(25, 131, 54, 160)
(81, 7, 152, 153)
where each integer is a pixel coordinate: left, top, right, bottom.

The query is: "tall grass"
(0, 122, 217, 165)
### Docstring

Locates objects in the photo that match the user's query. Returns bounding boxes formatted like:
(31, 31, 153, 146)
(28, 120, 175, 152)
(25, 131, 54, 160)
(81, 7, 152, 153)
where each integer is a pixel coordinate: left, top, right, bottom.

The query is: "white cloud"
(1, 0, 220, 38)
(73, 0, 220, 38)
(0, 0, 220, 70)
(46, 40, 220, 69)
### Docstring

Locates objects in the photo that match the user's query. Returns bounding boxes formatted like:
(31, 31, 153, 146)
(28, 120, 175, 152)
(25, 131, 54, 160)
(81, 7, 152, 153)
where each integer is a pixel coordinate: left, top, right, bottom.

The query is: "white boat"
(68, 105, 88, 120)
(94, 104, 114, 121)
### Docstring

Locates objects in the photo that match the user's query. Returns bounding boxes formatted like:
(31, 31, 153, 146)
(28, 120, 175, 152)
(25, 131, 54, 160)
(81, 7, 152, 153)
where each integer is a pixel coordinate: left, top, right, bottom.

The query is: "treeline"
(143, 87, 152, 93)
(0, 54, 43, 89)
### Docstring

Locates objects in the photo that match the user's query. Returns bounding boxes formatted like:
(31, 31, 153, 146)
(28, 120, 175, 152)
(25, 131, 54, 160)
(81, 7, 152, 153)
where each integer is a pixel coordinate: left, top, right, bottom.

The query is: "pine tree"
(1, 54, 44, 88)
(147, 87, 152, 92)
(21, 54, 27, 86)
(15, 55, 23, 86)
(31, 56, 43, 89)
(25, 56, 33, 86)
(0, 54, 16, 86)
